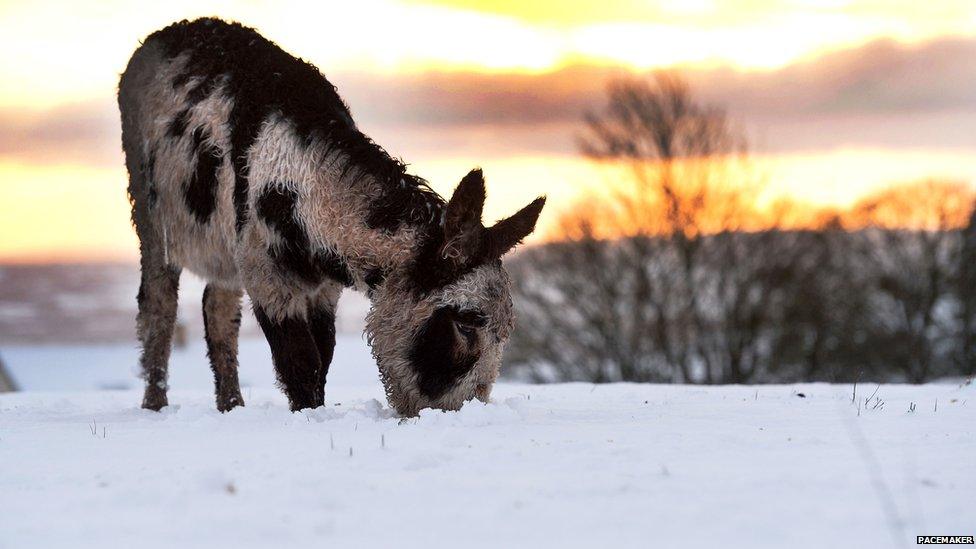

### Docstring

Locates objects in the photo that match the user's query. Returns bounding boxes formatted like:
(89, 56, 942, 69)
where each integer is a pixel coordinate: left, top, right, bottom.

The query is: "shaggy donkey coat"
(118, 18, 544, 415)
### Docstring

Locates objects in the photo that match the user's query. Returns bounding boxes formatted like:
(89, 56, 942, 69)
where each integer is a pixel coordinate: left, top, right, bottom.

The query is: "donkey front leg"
(203, 284, 245, 411)
(307, 281, 343, 397)
(254, 303, 324, 411)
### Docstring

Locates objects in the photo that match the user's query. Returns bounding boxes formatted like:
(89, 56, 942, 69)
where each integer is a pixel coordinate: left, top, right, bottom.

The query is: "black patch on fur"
(308, 307, 337, 391)
(311, 249, 354, 288)
(409, 225, 458, 294)
(364, 173, 443, 233)
(364, 267, 386, 290)
(148, 18, 442, 233)
(256, 185, 353, 287)
(407, 225, 504, 296)
(184, 127, 221, 223)
(168, 108, 190, 138)
(136, 280, 146, 308)
(172, 69, 220, 109)
(253, 305, 323, 410)
(172, 71, 190, 90)
(408, 306, 479, 399)
(201, 286, 214, 349)
(185, 78, 217, 106)
(141, 153, 158, 209)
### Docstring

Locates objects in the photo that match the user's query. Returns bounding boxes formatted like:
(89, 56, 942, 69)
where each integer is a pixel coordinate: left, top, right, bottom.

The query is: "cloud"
(0, 100, 121, 166)
(2, 35, 974, 167)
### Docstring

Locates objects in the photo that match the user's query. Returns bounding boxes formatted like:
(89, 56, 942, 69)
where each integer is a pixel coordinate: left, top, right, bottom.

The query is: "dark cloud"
(332, 64, 608, 128)
(690, 37, 976, 117)
(0, 99, 121, 166)
(2, 36, 974, 166)
(342, 36, 976, 154)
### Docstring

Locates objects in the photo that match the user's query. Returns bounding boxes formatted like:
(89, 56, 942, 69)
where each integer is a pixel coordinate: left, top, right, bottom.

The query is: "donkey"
(118, 18, 544, 416)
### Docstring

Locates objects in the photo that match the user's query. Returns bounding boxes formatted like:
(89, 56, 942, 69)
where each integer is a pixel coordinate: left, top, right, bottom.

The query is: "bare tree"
(508, 73, 780, 383)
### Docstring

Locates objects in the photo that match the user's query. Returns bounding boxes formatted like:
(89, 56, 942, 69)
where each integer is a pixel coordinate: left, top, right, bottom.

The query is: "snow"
(2, 335, 376, 392)
(1, 337, 974, 548)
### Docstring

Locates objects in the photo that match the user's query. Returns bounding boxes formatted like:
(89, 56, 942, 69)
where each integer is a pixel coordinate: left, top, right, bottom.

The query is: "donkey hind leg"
(203, 284, 245, 411)
(254, 303, 324, 411)
(136, 262, 181, 411)
(307, 281, 343, 397)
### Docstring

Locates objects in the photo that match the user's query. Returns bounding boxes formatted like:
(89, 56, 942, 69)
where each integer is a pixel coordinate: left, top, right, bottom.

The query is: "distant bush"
(506, 223, 974, 384)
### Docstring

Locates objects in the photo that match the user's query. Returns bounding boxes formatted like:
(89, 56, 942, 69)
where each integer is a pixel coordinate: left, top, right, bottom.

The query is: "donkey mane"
(148, 17, 444, 234)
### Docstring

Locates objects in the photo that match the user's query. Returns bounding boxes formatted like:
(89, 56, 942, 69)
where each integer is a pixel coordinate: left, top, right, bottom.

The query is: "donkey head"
(366, 168, 545, 416)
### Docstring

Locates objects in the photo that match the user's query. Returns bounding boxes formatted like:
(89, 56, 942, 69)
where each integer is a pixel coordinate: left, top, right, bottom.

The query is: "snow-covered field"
(1, 336, 973, 548)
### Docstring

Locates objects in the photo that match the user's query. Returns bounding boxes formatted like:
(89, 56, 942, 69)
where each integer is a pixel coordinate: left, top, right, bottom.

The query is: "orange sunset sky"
(1, 0, 975, 262)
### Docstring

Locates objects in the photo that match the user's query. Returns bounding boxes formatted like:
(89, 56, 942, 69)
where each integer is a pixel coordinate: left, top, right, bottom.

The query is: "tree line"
(505, 73, 976, 384)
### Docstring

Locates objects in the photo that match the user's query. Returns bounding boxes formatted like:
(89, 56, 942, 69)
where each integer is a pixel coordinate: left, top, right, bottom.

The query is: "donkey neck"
(308, 141, 447, 293)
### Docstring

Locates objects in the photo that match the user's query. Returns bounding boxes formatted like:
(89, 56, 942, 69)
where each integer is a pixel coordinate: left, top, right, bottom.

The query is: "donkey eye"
(455, 322, 477, 337)
(452, 310, 486, 344)
(453, 310, 487, 329)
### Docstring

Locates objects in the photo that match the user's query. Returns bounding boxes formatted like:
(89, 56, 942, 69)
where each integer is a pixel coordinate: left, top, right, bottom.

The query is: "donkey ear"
(443, 168, 486, 238)
(440, 168, 487, 262)
(484, 196, 546, 259)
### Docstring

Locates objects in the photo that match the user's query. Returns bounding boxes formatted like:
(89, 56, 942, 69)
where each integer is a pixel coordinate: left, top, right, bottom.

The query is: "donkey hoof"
(142, 388, 168, 411)
(216, 392, 245, 413)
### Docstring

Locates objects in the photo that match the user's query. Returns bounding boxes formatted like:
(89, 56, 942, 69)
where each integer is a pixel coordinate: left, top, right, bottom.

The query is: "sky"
(1, 0, 974, 261)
